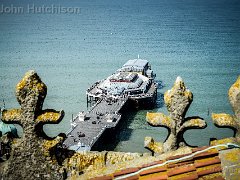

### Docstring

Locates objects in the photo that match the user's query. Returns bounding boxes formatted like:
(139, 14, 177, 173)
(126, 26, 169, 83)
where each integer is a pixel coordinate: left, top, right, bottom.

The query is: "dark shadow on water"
(156, 92, 164, 109)
(92, 83, 165, 151)
(155, 80, 165, 109)
(92, 102, 137, 151)
(155, 80, 165, 90)
(92, 80, 166, 151)
(211, 123, 236, 137)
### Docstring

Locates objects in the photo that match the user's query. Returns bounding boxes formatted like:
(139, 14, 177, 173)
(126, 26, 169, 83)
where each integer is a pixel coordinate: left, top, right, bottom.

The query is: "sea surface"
(0, 0, 239, 152)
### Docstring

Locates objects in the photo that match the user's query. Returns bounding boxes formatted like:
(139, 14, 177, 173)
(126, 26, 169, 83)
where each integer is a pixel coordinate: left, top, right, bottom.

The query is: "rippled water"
(0, 0, 240, 152)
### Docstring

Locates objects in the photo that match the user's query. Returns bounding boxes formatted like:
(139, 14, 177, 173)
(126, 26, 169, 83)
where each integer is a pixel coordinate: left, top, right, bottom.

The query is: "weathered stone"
(212, 76, 240, 138)
(64, 151, 142, 179)
(144, 136, 163, 154)
(0, 70, 65, 180)
(210, 137, 240, 151)
(64, 151, 106, 176)
(219, 148, 240, 180)
(105, 151, 141, 165)
(78, 146, 192, 179)
(145, 77, 206, 154)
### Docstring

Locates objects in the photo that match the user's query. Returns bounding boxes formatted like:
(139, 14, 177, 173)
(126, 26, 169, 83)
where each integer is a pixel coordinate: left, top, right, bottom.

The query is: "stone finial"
(0, 70, 65, 180)
(145, 77, 206, 153)
(212, 76, 240, 137)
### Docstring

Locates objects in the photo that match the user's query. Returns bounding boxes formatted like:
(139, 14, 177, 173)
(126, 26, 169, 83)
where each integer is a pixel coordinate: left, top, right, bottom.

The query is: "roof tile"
(88, 146, 228, 180)
(139, 171, 168, 180)
(197, 164, 222, 176)
(192, 146, 210, 153)
(167, 164, 196, 177)
(193, 149, 219, 159)
(113, 167, 140, 177)
(194, 156, 221, 168)
(140, 166, 167, 176)
(166, 153, 192, 161)
(167, 160, 194, 168)
(168, 171, 198, 180)
(120, 174, 139, 180)
(141, 160, 164, 168)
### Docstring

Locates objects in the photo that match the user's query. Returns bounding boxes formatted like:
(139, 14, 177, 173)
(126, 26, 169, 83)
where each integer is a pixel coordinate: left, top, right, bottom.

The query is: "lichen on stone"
(63, 150, 143, 178)
(144, 136, 163, 154)
(146, 112, 174, 128)
(2, 109, 22, 123)
(0, 70, 65, 180)
(210, 137, 240, 148)
(145, 77, 206, 154)
(196, 163, 221, 173)
(36, 110, 64, 123)
(43, 136, 64, 157)
(198, 172, 223, 180)
(64, 152, 104, 178)
(16, 70, 46, 93)
(223, 149, 240, 163)
(212, 76, 240, 138)
(169, 171, 196, 180)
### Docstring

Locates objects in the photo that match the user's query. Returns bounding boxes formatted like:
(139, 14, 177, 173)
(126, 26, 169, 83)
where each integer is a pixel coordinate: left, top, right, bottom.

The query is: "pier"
(63, 59, 157, 151)
(63, 97, 129, 151)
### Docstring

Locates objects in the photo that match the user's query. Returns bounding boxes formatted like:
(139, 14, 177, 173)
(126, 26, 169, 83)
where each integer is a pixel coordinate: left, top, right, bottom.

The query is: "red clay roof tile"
(166, 153, 192, 161)
(139, 166, 167, 176)
(197, 164, 222, 176)
(194, 156, 221, 168)
(120, 174, 139, 180)
(139, 171, 168, 180)
(92, 146, 226, 180)
(168, 171, 198, 180)
(193, 149, 219, 159)
(141, 160, 164, 168)
(113, 167, 140, 177)
(167, 160, 194, 168)
(214, 176, 225, 180)
(192, 146, 210, 153)
(167, 164, 196, 177)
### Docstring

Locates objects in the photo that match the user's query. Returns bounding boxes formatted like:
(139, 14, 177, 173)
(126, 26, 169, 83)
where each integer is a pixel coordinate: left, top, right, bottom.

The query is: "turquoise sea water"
(0, 0, 239, 152)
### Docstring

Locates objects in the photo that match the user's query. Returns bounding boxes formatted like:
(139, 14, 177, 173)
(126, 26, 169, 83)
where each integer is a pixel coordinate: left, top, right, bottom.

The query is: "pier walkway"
(63, 97, 128, 151)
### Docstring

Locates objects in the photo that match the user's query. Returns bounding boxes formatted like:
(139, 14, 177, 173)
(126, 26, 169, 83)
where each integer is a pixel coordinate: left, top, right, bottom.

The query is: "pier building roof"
(99, 73, 148, 95)
(109, 72, 137, 82)
(119, 59, 149, 72)
(123, 59, 148, 69)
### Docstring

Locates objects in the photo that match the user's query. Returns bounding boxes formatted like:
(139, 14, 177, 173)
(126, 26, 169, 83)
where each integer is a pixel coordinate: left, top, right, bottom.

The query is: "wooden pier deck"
(63, 97, 128, 151)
